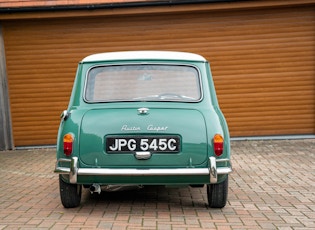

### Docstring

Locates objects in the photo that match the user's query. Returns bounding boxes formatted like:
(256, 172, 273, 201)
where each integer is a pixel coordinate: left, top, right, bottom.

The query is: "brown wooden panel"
(2, 5, 315, 146)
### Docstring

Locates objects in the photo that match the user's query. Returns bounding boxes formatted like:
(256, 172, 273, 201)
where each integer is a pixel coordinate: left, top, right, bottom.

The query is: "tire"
(207, 176, 228, 208)
(59, 175, 82, 208)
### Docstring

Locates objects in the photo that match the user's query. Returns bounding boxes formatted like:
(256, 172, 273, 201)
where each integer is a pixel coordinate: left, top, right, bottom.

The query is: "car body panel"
(79, 107, 208, 167)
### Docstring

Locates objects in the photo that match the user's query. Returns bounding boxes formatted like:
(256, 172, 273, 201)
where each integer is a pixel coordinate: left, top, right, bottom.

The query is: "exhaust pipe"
(89, 184, 101, 194)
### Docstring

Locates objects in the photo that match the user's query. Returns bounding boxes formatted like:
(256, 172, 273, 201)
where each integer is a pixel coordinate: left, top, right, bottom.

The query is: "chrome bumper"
(54, 156, 232, 184)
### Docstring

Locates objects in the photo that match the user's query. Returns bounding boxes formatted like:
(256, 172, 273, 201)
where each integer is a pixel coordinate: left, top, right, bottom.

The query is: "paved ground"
(0, 139, 314, 230)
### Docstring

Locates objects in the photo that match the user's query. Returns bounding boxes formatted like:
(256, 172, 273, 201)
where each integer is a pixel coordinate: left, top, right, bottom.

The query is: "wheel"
(207, 176, 228, 208)
(59, 175, 82, 208)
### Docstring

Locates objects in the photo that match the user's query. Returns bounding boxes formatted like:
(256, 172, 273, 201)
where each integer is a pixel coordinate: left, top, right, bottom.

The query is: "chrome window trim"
(83, 63, 204, 103)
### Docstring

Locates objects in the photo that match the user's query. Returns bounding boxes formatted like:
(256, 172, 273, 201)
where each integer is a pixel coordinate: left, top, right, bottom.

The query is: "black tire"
(59, 175, 82, 208)
(207, 176, 228, 208)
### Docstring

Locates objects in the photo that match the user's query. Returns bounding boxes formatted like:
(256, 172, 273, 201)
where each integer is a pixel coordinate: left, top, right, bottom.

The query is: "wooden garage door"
(3, 5, 315, 146)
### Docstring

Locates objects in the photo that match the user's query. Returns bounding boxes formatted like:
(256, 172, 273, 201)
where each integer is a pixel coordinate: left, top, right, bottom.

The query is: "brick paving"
(0, 139, 314, 229)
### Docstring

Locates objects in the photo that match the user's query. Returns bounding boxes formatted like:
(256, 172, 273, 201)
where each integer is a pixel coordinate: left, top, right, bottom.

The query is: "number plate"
(106, 136, 180, 153)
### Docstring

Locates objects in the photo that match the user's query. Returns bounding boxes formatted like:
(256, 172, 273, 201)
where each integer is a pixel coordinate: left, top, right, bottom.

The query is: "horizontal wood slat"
(3, 5, 315, 146)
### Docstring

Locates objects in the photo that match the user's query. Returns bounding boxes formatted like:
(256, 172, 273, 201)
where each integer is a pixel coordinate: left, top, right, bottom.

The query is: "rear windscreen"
(85, 64, 202, 102)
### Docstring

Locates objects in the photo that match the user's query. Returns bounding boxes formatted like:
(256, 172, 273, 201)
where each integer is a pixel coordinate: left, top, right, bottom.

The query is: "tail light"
(63, 133, 74, 156)
(213, 134, 224, 156)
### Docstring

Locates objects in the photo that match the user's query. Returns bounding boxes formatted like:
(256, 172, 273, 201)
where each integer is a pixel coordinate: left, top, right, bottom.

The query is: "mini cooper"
(54, 51, 232, 208)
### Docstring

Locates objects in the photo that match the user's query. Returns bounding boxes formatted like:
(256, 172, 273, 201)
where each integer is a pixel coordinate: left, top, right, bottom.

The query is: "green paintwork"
(79, 108, 208, 167)
(56, 52, 230, 185)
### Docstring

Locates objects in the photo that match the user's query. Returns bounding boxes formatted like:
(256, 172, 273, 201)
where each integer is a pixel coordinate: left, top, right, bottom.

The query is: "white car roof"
(82, 51, 206, 63)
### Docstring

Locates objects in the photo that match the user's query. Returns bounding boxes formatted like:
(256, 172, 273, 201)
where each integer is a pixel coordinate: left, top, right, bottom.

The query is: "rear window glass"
(85, 64, 201, 102)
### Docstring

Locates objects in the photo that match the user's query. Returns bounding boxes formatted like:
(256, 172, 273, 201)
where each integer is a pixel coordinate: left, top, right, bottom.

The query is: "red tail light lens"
(63, 133, 74, 156)
(213, 134, 224, 156)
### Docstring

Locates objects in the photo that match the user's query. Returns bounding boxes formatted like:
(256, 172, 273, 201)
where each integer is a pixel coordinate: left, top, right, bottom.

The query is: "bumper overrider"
(54, 156, 232, 184)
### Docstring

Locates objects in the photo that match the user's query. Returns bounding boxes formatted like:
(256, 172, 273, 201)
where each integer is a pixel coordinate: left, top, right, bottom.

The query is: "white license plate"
(106, 136, 180, 153)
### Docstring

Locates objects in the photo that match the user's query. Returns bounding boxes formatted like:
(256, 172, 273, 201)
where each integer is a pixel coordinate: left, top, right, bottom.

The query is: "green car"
(54, 51, 232, 208)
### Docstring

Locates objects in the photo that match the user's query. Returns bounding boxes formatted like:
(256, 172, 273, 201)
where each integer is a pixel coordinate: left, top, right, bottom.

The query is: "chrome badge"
(137, 107, 149, 115)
